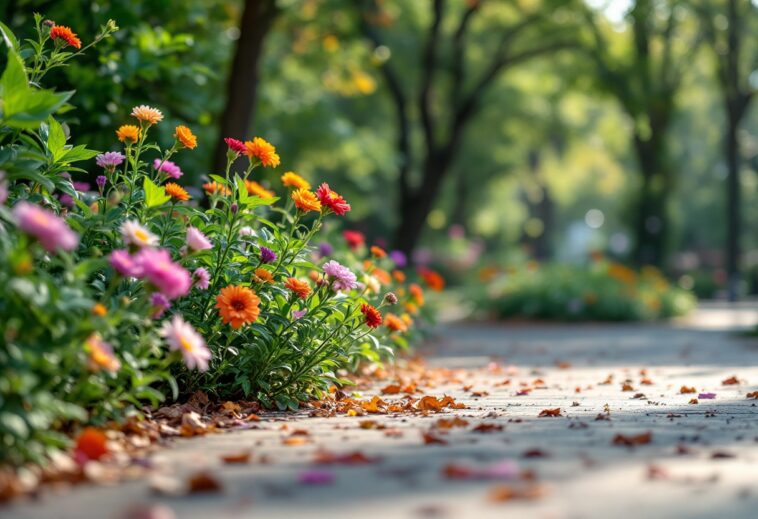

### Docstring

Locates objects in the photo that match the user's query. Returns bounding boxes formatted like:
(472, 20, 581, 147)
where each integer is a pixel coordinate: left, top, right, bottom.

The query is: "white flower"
(121, 220, 158, 248)
(160, 315, 210, 371)
(239, 226, 255, 237)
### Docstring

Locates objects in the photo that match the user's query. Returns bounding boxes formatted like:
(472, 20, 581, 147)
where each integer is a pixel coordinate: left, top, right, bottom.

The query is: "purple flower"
(260, 246, 277, 264)
(135, 248, 191, 300)
(186, 226, 213, 251)
(153, 159, 182, 179)
(109, 249, 144, 277)
(150, 292, 171, 318)
(96, 151, 125, 171)
(318, 242, 333, 258)
(298, 469, 335, 485)
(389, 250, 407, 268)
(96, 175, 107, 192)
(698, 392, 716, 399)
(73, 181, 91, 192)
(322, 260, 358, 291)
(12, 202, 79, 252)
(193, 267, 210, 289)
(58, 194, 74, 207)
(292, 309, 307, 320)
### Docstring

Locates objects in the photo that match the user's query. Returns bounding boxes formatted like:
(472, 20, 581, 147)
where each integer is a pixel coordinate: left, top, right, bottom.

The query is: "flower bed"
(0, 18, 441, 467)
(476, 260, 695, 322)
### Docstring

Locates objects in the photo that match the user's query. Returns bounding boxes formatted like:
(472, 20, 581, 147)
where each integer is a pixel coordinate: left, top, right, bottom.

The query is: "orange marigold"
(254, 268, 274, 284)
(292, 188, 321, 213)
(392, 270, 406, 283)
(75, 427, 108, 461)
(50, 25, 81, 49)
(216, 285, 261, 329)
(175, 125, 197, 149)
(91, 303, 107, 316)
(203, 181, 231, 196)
(284, 277, 312, 299)
(116, 124, 140, 144)
(419, 268, 445, 291)
(404, 302, 419, 315)
(384, 313, 408, 333)
(165, 182, 190, 201)
(244, 137, 280, 168)
(370, 246, 387, 258)
(281, 171, 310, 190)
(409, 283, 425, 306)
(360, 303, 382, 328)
(373, 268, 392, 285)
(245, 180, 275, 198)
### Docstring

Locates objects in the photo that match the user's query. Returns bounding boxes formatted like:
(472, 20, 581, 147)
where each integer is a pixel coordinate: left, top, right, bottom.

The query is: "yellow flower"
(165, 182, 190, 201)
(291, 188, 321, 213)
(281, 171, 310, 190)
(116, 125, 140, 143)
(175, 125, 197, 149)
(244, 137, 280, 168)
(245, 180, 275, 198)
(91, 303, 107, 316)
(131, 105, 163, 125)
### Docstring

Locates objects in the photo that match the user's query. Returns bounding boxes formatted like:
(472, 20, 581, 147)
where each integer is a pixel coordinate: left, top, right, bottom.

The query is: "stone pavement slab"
(5, 304, 758, 519)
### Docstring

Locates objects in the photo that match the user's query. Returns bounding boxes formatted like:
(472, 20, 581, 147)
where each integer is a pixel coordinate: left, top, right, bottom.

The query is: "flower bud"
(230, 203, 238, 214)
(383, 292, 398, 305)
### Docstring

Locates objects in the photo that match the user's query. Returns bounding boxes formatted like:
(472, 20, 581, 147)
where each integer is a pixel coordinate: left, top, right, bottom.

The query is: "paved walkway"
(6, 304, 758, 519)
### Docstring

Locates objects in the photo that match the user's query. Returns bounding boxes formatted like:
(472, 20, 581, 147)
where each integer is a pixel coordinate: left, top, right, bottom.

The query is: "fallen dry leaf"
(538, 408, 562, 418)
(422, 431, 448, 445)
(488, 483, 545, 503)
(435, 417, 469, 429)
(187, 471, 222, 494)
(612, 432, 652, 446)
(721, 376, 739, 386)
(220, 451, 251, 464)
(680, 386, 697, 394)
(314, 450, 378, 465)
(282, 437, 308, 446)
(472, 423, 504, 433)
(747, 391, 758, 399)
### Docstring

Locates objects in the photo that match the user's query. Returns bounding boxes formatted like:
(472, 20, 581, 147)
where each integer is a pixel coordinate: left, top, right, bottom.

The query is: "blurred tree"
(691, 0, 757, 300)
(355, 0, 578, 255)
(212, 0, 280, 174)
(582, 0, 701, 268)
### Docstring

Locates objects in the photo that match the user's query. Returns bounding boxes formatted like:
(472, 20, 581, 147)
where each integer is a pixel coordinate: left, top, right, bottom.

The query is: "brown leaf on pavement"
(721, 376, 739, 385)
(487, 483, 545, 503)
(187, 471, 222, 494)
(680, 386, 697, 394)
(612, 432, 652, 446)
(435, 417, 469, 429)
(472, 423, 504, 433)
(538, 408, 562, 417)
(422, 431, 448, 445)
(220, 451, 251, 464)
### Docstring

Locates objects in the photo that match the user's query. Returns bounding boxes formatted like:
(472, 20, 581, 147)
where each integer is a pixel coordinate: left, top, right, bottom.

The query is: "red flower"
(316, 183, 351, 216)
(343, 230, 365, 250)
(224, 137, 247, 155)
(50, 25, 82, 49)
(360, 303, 382, 328)
(419, 267, 445, 291)
(74, 427, 108, 461)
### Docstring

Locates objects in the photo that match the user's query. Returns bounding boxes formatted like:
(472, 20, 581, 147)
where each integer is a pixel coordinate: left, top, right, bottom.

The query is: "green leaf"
(0, 22, 20, 51)
(143, 177, 170, 207)
(46, 117, 66, 161)
(60, 145, 100, 163)
(0, 47, 27, 97)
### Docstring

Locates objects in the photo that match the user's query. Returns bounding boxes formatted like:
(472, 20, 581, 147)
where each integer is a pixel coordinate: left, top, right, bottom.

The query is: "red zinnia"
(316, 183, 351, 216)
(360, 303, 382, 328)
(224, 137, 247, 155)
(50, 25, 82, 49)
(343, 230, 365, 250)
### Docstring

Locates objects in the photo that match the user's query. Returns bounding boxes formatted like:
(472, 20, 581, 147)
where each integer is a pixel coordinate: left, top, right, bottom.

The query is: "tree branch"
(418, 0, 445, 157)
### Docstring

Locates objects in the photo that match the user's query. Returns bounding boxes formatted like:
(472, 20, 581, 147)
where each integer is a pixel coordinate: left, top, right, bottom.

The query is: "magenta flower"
(260, 246, 277, 264)
(150, 292, 171, 318)
(109, 249, 144, 277)
(193, 267, 210, 289)
(160, 315, 210, 372)
(292, 308, 307, 320)
(73, 181, 90, 192)
(322, 260, 358, 291)
(136, 248, 191, 300)
(698, 392, 716, 399)
(96, 175, 107, 193)
(224, 137, 247, 155)
(95, 151, 126, 171)
(12, 202, 79, 252)
(298, 469, 335, 485)
(153, 159, 182, 179)
(186, 226, 212, 251)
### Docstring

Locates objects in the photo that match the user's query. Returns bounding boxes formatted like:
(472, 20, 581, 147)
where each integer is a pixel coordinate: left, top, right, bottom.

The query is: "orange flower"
(216, 285, 261, 329)
(370, 246, 387, 258)
(419, 268, 445, 291)
(281, 171, 310, 190)
(392, 270, 406, 283)
(91, 303, 107, 316)
(245, 180, 275, 198)
(203, 181, 231, 196)
(131, 105, 163, 125)
(404, 302, 419, 315)
(75, 427, 108, 461)
(291, 188, 321, 213)
(401, 313, 413, 326)
(409, 283, 425, 306)
(244, 137, 280, 168)
(50, 25, 81, 49)
(175, 125, 197, 149)
(384, 313, 408, 333)
(360, 303, 382, 328)
(284, 277, 311, 299)
(165, 182, 190, 201)
(254, 268, 274, 284)
(373, 268, 392, 285)
(116, 125, 140, 143)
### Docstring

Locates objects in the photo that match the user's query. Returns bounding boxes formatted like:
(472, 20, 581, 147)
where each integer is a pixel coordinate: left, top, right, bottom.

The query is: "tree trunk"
(725, 109, 741, 301)
(211, 0, 279, 174)
(632, 135, 668, 268)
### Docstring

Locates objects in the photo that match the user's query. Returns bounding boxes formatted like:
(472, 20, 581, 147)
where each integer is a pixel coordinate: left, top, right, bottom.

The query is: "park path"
(6, 303, 758, 519)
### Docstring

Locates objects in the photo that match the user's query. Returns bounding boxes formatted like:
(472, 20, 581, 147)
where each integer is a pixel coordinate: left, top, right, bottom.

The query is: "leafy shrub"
(477, 260, 696, 322)
(0, 17, 438, 466)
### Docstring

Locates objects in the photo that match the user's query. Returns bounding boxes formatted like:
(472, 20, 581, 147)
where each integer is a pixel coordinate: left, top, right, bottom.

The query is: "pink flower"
(150, 292, 171, 318)
(121, 220, 158, 248)
(135, 248, 191, 300)
(160, 315, 210, 371)
(224, 137, 247, 155)
(193, 267, 210, 289)
(186, 226, 212, 251)
(12, 202, 79, 252)
(153, 159, 182, 179)
(109, 249, 144, 277)
(292, 309, 307, 320)
(322, 260, 358, 291)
